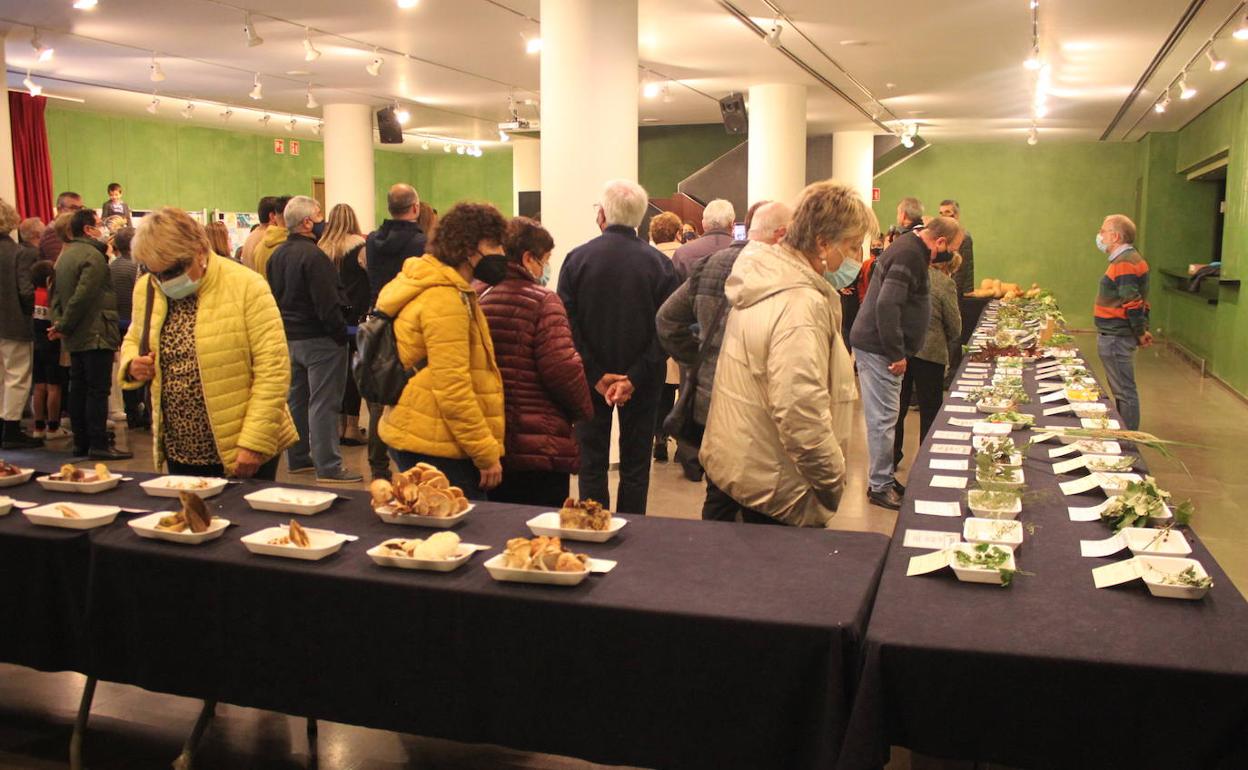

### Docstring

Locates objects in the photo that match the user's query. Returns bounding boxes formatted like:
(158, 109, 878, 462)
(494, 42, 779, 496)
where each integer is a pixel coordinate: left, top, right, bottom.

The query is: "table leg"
(306, 718, 318, 768)
(69, 675, 97, 770)
(171, 699, 217, 770)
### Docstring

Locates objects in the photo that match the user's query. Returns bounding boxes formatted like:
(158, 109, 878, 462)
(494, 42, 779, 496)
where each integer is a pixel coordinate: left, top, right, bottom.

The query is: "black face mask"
(473, 253, 509, 285)
(311, 220, 326, 239)
(870, 247, 883, 257)
(932, 249, 954, 264)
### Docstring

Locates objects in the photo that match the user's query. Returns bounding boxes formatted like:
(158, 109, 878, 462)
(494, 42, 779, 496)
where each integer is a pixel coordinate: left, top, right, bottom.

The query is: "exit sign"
(871, 187, 881, 202)
(274, 138, 285, 155)
(289, 139, 301, 156)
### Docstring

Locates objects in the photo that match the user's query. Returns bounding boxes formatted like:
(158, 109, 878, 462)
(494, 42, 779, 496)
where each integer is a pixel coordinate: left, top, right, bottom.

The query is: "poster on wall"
(216, 211, 257, 258)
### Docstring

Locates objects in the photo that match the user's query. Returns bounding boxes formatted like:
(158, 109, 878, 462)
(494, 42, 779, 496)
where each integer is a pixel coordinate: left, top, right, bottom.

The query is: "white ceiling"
(2, 0, 1245, 149)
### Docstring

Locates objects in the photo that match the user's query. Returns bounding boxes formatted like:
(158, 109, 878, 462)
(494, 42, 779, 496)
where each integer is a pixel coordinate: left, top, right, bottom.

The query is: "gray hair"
(387, 183, 419, 217)
(600, 179, 649, 229)
(702, 198, 736, 231)
(747, 202, 792, 238)
(1104, 214, 1136, 244)
(0, 199, 18, 235)
(898, 196, 924, 224)
(284, 195, 321, 230)
(939, 199, 960, 216)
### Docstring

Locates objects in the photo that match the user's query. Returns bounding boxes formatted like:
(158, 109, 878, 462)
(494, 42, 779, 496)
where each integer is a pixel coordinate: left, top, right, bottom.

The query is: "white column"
(540, 0, 638, 275)
(831, 131, 875, 204)
(511, 136, 540, 216)
(0, 32, 17, 208)
(322, 102, 376, 228)
(747, 84, 807, 206)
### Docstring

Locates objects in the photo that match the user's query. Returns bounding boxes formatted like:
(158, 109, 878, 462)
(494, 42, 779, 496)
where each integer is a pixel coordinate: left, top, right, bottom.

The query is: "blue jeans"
(390, 449, 485, 500)
(854, 348, 904, 493)
(1097, 333, 1140, 431)
(286, 337, 348, 476)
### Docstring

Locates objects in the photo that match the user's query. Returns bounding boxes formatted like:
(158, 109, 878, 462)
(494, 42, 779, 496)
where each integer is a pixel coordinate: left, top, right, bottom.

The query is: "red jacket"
(477, 263, 594, 474)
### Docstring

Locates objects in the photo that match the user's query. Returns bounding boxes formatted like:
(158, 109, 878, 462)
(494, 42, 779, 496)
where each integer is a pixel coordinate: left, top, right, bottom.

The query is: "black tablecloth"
(839, 316, 1248, 769)
(1, 452, 889, 770)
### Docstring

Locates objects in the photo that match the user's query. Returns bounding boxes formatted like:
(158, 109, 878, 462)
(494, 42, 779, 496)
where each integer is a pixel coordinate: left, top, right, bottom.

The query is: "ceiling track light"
(1024, 46, 1042, 70)
(421, 140, 430, 150)
(182, 102, 195, 119)
(1027, 126, 1039, 146)
(1154, 92, 1171, 113)
(498, 129, 510, 142)
(23, 70, 42, 97)
(306, 85, 319, 109)
(73, 0, 99, 9)
(642, 78, 660, 99)
(244, 12, 264, 47)
(250, 73, 263, 100)
(764, 19, 783, 49)
(149, 55, 166, 82)
(395, 104, 410, 124)
(259, 114, 271, 126)
(443, 143, 452, 153)
(1235, 15, 1248, 41)
(456, 145, 465, 155)
(662, 84, 675, 104)
(1179, 72, 1196, 99)
(288, 117, 297, 132)
(1206, 47, 1227, 72)
(31, 29, 54, 63)
(366, 48, 383, 76)
(525, 36, 543, 55)
(303, 30, 322, 61)
(397, 0, 420, 8)
(312, 121, 323, 135)
(146, 95, 159, 114)
(220, 108, 233, 121)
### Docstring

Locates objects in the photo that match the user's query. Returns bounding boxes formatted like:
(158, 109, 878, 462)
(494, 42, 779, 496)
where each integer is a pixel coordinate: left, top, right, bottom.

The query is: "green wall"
(46, 107, 513, 226)
(873, 141, 1146, 330)
(638, 124, 745, 198)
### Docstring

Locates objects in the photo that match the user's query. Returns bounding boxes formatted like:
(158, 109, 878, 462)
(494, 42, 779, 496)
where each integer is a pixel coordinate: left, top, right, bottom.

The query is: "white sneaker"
(108, 411, 127, 422)
(30, 429, 45, 439)
(43, 427, 71, 440)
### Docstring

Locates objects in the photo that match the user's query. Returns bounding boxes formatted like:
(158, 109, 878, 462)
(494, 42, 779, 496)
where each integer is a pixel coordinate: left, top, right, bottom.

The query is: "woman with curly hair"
(374, 201, 508, 498)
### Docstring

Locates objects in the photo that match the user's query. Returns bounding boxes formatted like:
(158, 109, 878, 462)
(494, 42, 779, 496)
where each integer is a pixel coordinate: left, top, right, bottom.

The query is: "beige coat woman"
(700, 240, 847, 527)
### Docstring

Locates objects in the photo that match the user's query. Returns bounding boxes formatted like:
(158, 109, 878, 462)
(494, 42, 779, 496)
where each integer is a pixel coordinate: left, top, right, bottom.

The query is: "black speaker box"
(377, 107, 404, 144)
(719, 92, 748, 135)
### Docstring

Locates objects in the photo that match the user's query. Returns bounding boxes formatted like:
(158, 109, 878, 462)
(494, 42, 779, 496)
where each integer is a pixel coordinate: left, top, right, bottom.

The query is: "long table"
(838, 318, 1248, 769)
(0, 451, 889, 770)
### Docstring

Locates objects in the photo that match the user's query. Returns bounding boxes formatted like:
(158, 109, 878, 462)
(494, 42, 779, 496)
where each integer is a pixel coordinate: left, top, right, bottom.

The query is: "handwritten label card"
(1080, 533, 1127, 558)
(1043, 404, 1074, 416)
(914, 500, 962, 517)
(948, 417, 980, 428)
(1040, 390, 1068, 404)
(1031, 431, 1059, 443)
(907, 549, 952, 576)
(1060, 474, 1104, 496)
(1053, 455, 1090, 474)
(931, 443, 972, 455)
(1069, 498, 1112, 521)
(1037, 382, 1065, 392)
(949, 391, 971, 400)
(932, 430, 971, 441)
(945, 404, 977, 414)
(1092, 558, 1142, 589)
(930, 458, 969, 471)
(931, 475, 969, 489)
(903, 529, 961, 550)
(1049, 443, 1079, 458)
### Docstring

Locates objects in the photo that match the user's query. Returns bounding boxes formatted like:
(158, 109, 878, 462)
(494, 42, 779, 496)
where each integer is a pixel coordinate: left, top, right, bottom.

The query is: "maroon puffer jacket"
(478, 263, 594, 474)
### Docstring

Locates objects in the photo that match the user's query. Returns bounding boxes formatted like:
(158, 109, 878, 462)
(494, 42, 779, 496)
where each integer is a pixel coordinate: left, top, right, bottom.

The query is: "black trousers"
(166, 455, 280, 481)
(702, 478, 783, 525)
(576, 377, 661, 514)
(894, 356, 946, 464)
(490, 468, 571, 509)
(654, 383, 678, 439)
(68, 349, 114, 454)
(366, 402, 391, 481)
(390, 449, 484, 501)
(342, 338, 362, 418)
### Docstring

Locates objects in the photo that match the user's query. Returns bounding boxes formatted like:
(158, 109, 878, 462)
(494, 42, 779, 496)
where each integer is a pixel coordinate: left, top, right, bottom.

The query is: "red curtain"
(8, 93, 54, 223)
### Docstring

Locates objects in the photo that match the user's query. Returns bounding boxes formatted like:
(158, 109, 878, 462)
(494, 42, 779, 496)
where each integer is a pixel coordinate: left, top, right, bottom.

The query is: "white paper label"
(903, 529, 961, 549)
(944, 405, 977, 414)
(931, 443, 972, 455)
(1040, 390, 1067, 404)
(930, 458, 970, 471)
(932, 430, 971, 441)
(1080, 533, 1127, 558)
(1036, 371, 1062, 381)
(930, 474, 969, 489)
(907, 549, 952, 576)
(1037, 382, 1065, 392)
(1053, 455, 1090, 474)
(1060, 474, 1104, 495)
(948, 417, 981, 428)
(1031, 431, 1058, 443)
(950, 391, 970, 400)
(914, 500, 963, 517)
(10, 500, 38, 509)
(1048, 443, 1079, 458)
(1068, 498, 1112, 521)
(1043, 404, 1074, 416)
(1092, 558, 1142, 589)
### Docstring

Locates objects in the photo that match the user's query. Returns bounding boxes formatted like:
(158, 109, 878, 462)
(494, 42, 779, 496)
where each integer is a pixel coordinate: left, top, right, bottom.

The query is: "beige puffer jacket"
(699, 241, 847, 526)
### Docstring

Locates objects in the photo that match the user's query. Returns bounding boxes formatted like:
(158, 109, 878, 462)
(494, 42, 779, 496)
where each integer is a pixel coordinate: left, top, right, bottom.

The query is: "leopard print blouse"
(159, 295, 219, 465)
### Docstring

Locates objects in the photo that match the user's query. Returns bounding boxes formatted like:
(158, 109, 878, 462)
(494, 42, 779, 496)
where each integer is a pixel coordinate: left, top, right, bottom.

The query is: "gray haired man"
(267, 196, 361, 484)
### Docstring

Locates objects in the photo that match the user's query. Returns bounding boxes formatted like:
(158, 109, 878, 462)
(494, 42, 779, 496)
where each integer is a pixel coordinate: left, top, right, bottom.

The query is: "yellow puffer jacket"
(376, 254, 504, 468)
(251, 224, 288, 280)
(118, 254, 299, 473)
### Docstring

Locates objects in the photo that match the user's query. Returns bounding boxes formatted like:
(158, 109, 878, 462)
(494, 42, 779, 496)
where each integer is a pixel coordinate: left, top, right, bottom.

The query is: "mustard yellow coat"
(376, 254, 505, 468)
(118, 254, 299, 473)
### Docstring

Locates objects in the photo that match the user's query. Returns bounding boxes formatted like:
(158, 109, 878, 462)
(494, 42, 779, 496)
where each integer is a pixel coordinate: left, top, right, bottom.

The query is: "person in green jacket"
(50, 209, 132, 460)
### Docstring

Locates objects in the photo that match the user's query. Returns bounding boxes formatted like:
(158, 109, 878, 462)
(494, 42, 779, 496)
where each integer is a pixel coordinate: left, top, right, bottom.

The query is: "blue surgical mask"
(1095, 233, 1108, 253)
(159, 264, 204, 300)
(825, 257, 862, 290)
(538, 260, 552, 287)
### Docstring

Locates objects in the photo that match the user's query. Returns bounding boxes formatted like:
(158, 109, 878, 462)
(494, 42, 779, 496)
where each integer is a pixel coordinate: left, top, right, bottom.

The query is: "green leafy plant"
(986, 410, 1035, 426)
(1142, 563, 1212, 589)
(953, 543, 1023, 586)
(1099, 476, 1195, 532)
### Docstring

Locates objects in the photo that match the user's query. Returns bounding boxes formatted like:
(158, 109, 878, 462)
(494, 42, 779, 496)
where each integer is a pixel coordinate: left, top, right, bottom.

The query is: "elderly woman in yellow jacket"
(119, 207, 297, 479)
(376, 202, 507, 499)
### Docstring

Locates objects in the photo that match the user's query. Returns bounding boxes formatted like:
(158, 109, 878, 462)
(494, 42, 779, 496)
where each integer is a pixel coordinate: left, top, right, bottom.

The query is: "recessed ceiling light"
(885, 82, 896, 90)
(73, 0, 99, 9)
(397, 0, 419, 8)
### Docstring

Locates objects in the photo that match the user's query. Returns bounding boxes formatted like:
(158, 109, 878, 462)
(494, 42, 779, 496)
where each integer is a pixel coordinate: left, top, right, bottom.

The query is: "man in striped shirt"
(1093, 214, 1151, 431)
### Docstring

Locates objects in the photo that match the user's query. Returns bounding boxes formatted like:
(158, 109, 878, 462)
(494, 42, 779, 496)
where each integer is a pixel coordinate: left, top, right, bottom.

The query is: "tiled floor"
(1, 332, 1242, 769)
